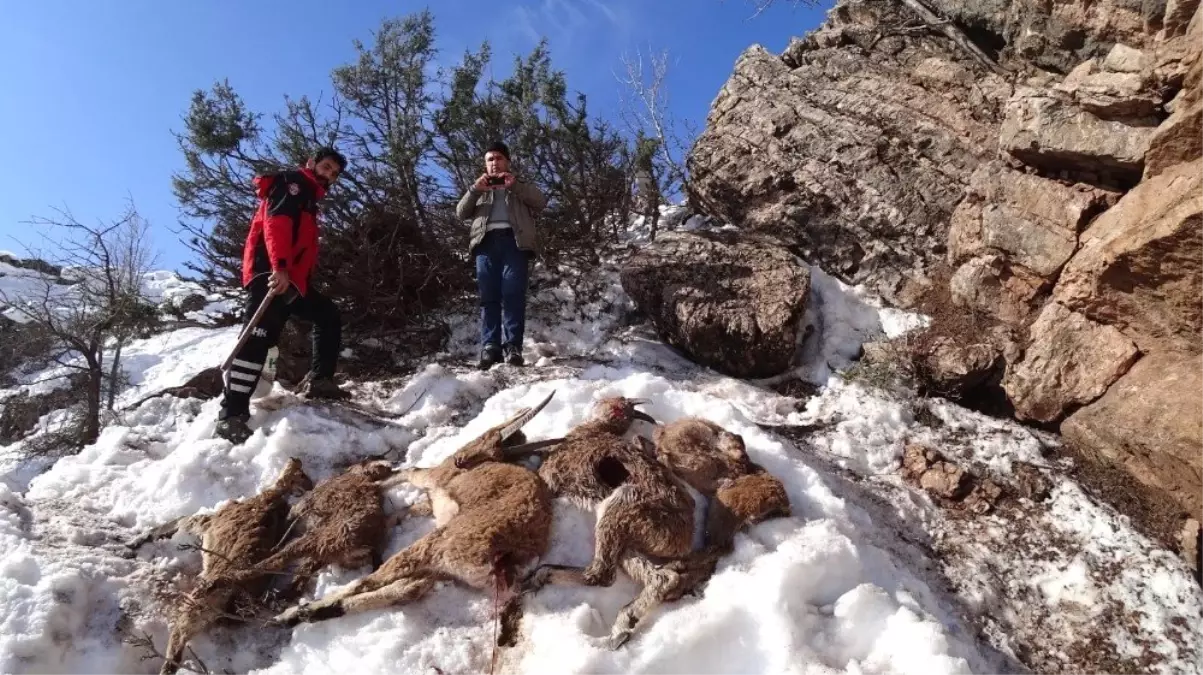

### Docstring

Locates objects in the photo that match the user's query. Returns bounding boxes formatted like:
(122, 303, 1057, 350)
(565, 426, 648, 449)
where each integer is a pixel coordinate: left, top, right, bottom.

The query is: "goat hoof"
(273, 606, 306, 628)
(582, 567, 614, 587)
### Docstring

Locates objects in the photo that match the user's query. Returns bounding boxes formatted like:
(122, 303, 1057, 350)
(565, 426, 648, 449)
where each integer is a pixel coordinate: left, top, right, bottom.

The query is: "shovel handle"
(220, 288, 279, 372)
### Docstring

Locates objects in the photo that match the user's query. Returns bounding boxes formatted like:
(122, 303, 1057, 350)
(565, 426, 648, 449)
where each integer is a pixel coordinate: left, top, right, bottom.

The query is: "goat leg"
(274, 532, 440, 627)
(520, 563, 590, 593)
(274, 575, 435, 627)
(608, 555, 688, 651)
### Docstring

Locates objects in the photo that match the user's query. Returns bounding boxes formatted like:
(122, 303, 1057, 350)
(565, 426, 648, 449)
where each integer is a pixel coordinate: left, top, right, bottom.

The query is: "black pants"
(218, 274, 342, 420)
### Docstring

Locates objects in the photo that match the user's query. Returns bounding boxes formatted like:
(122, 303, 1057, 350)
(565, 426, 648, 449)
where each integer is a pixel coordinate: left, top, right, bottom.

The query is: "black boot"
(504, 344, 525, 367)
(477, 346, 502, 370)
(215, 415, 253, 444)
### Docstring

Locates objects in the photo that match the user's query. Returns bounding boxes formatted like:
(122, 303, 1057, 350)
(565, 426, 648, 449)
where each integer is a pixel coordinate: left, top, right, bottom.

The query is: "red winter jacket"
(241, 168, 327, 296)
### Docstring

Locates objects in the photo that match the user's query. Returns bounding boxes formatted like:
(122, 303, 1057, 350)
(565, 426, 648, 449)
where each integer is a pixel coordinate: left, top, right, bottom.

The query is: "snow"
(1, 220, 1200, 675)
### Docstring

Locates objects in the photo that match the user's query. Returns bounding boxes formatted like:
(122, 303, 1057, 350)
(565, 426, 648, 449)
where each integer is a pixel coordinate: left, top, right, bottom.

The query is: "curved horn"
(502, 437, 567, 460)
(498, 389, 556, 441)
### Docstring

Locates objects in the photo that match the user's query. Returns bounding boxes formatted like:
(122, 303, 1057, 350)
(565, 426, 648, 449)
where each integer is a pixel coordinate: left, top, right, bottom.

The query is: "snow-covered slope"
(1, 221, 1199, 675)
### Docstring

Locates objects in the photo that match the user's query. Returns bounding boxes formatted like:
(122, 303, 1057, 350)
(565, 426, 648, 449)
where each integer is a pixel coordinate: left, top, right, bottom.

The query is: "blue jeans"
(475, 229, 529, 352)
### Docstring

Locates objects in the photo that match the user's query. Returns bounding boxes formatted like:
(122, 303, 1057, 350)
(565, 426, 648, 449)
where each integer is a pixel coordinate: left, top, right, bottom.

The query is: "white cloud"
(508, 0, 631, 48)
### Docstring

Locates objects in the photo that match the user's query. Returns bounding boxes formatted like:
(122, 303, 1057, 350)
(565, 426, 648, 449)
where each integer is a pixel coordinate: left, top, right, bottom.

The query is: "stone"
(1144, 98, 1202, 176)
(1160, 0, 1201, 37)
(1182, 518, 1201, 578)
(919, 337, 1002, 396)
(1000, 88, 1158, 181)
(950, 254, 1048, 325)
(1061, 351, 1203, 519)
(619, 230, 811, 378)
(1057, 67, 1163, 118)
(1102, 43, 1151, 72)
(948, 163, 1115, 274)
(921, 462, 972, 500)
(1002, 302, 1140, 423)
(1013, 462, 1053, 501)
(1054, 159, 1202, 354)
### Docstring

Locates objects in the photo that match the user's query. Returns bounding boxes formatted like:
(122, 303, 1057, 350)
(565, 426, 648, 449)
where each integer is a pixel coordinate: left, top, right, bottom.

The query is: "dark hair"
(485, 141, 510, 160)
(313, 147, 348, 171)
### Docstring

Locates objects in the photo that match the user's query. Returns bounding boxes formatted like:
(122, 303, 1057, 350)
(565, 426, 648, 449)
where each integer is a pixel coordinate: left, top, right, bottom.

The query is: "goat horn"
(502, 437, 567, 459)
(498, 389, 556, 441)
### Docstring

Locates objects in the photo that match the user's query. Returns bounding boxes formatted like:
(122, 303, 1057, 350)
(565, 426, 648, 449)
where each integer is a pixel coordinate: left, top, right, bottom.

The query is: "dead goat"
(126, 457, 314, 675)
(217, 458, 405, 601)
(651, 417, 792, 551)
(272, 390, 560, 649)
(513, 397, 705, 650)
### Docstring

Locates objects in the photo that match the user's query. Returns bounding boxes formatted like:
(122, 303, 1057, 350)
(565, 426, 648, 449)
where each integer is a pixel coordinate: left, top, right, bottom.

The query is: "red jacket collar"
(299, 167, 328, 200)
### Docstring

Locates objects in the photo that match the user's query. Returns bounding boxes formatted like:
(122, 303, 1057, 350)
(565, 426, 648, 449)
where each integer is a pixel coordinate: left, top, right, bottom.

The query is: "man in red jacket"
(215, 147, 349, 444)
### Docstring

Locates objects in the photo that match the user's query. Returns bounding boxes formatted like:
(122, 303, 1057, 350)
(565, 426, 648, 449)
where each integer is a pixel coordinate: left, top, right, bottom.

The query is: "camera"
(486, 175, 506, 186)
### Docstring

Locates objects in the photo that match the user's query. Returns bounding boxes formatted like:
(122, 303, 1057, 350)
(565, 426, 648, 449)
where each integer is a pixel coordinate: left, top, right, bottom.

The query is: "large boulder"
(1062, 351, 1202, 519)
(619, 231, 810, 378)
(1002, 301, 1140, 423)
(999, 87, 1159, 183)
(1053, 158, 1202, 355)
(686, 0, 1009, 303)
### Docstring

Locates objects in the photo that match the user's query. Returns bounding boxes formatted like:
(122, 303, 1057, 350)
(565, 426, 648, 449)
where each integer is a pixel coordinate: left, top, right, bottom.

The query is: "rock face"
(929, 0, 1162, 74)
(948, 162, 1116, 277)
(1145, 14, 1201, 177)
(1053, 159, 1202, 355)
(950, 254, 1048, 324)
(620, 231, 811, 378)
(999, 88, 1158, 182)
(687, 0, 1009, 301)
(1002, 302, 1140, 423)
(1062, 351, 1203, 517)
(688, 0, 1201, 532)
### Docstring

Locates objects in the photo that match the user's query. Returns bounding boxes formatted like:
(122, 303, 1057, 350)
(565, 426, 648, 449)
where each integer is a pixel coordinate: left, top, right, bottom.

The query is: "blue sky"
(0, 0, 830, 273)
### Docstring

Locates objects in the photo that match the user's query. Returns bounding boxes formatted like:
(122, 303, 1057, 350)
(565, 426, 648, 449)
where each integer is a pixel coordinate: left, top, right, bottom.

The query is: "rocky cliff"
(680, 0, 1201, 561)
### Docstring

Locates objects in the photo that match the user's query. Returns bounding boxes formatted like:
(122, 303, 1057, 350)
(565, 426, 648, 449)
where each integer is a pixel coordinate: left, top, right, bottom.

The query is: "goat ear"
(501, 437, 566, 460)
(497, 389, 556, 441)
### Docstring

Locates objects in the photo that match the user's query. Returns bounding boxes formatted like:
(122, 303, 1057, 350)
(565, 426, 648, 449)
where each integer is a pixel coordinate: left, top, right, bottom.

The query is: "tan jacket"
(456, 180, 547, 254)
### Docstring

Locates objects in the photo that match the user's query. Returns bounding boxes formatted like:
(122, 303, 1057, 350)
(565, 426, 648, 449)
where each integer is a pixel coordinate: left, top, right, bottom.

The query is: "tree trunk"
(107, 338, 124, 411)
(83, 364, 102, 445)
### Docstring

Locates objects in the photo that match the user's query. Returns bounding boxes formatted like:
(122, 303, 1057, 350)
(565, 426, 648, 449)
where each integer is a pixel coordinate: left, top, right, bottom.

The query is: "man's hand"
(473, 173, 496, 191)
(268, 268, 291, 295)
(501, 172, 515, 188)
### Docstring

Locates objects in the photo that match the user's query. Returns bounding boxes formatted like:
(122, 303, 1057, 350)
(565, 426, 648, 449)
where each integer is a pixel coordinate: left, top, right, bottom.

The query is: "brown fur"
(522, 411, 794, 649)
(652, 417, 753, 494)
(651, 417, 791, 551)
(126, 458, 314, 675)
(518, 397, 709, 649)
(272, 393, 557, 649)
(219, 460, 401, 599)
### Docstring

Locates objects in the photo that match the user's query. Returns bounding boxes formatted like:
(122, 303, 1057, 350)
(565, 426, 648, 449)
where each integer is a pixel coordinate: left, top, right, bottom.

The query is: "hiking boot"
(302, 375, 351, 400)
(504, 345, 525, 367)
(215, 415, 253, 444)
(477, 346, 502, 370)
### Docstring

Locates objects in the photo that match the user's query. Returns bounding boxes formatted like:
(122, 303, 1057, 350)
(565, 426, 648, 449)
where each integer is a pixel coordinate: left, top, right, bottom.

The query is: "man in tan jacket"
(456, 141, 547, 369)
